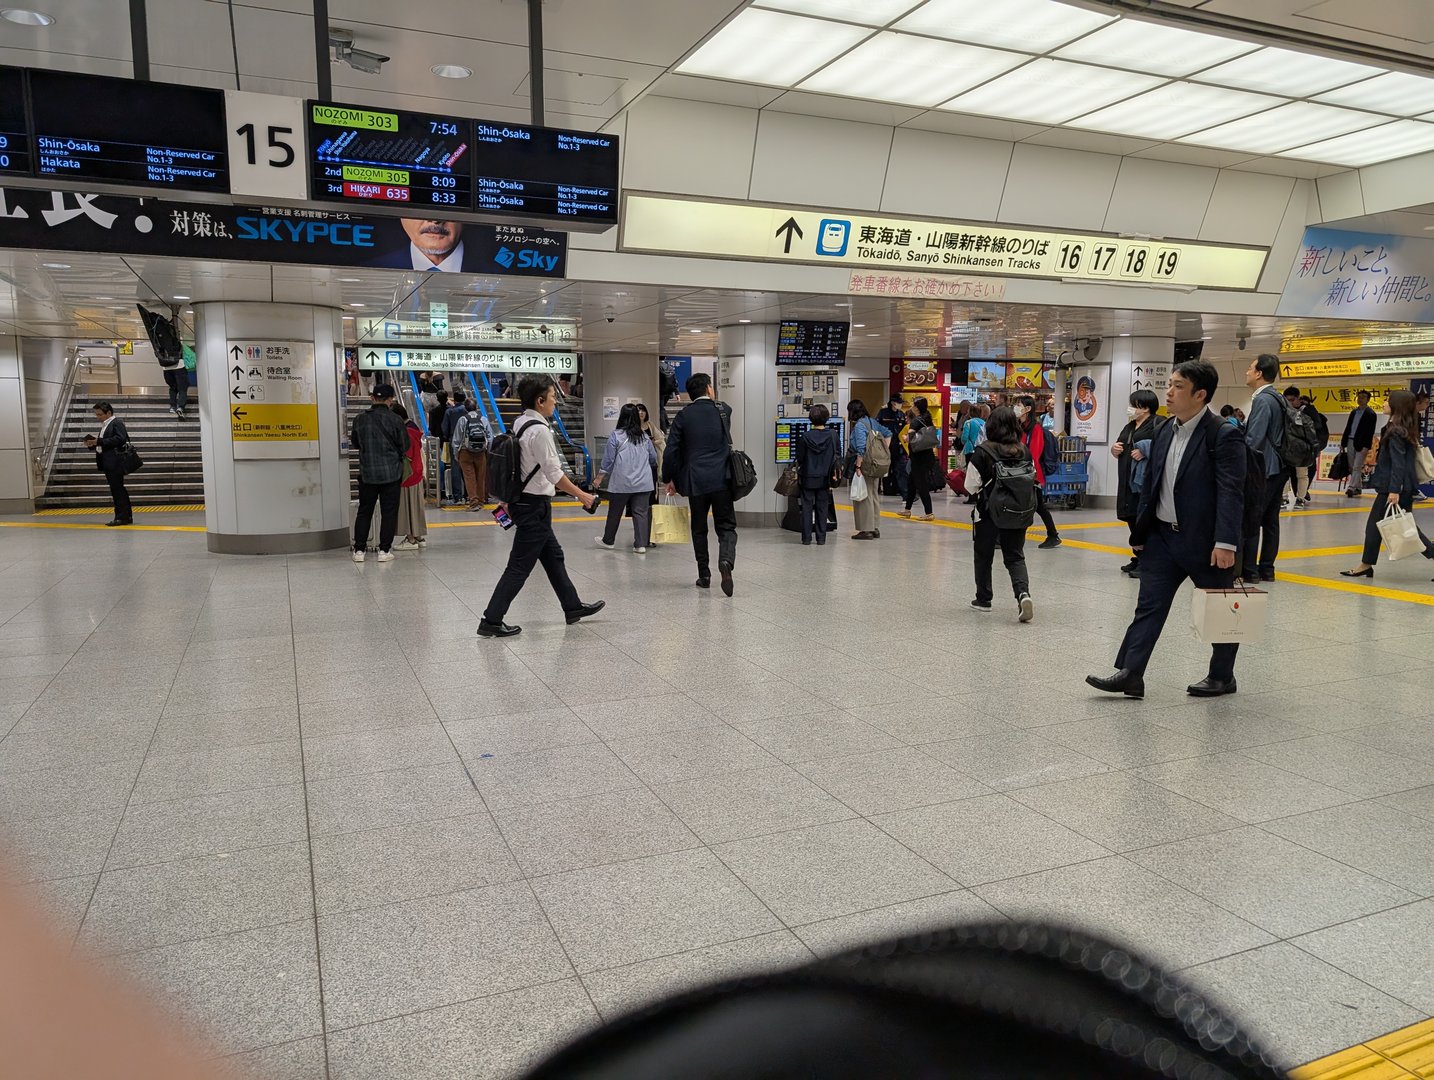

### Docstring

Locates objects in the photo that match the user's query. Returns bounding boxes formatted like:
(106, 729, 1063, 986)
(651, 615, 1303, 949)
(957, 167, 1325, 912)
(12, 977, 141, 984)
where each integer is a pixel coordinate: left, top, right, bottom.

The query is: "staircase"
(37, 394, 203, 509)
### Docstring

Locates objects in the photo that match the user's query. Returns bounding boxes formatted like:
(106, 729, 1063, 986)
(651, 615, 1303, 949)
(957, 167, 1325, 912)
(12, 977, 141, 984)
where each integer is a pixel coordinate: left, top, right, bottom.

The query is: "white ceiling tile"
(1281, 119, 1434, 166)
(941, 59, 1164, 125)
(1317, 71, 1434, 116)
(894, 0, 1114, 52)
(881, 127, 1012, 220)
(900, 110, 1049, 142)
(1184, 102, 1386, 154)
(1054, 19, 1260, 77)
(1070, 84, 1283, 140)
(650, 74, 786, 110)
(1128, 144, 1259, 169)
(1193, 45, 1385, 97)
(1021, 128, 1156, 156)
(764, 91, 923, 127)
(675, 8, 871, 87)
(799, 32, 1025, 107)
(752, 0, 923, 26)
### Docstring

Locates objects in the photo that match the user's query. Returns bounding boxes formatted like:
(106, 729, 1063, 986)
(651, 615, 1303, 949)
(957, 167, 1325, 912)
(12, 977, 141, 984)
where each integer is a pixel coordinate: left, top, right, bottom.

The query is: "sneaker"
(417, 539, 427, 547)
(595, 536, 614, 549)
(351, 550, 364, 563)
(393, 539, 420, 551)
(918, 514, 935, 521)
(1119, 559, 1139, 575)
(896, 510, 912, 519)
(1038, 536, 1063, 549)
(634, 547, 648, 554)
(376, 550, 395, 563)
(970, 599, 992, 612)
(1018, 593, 1035, 623)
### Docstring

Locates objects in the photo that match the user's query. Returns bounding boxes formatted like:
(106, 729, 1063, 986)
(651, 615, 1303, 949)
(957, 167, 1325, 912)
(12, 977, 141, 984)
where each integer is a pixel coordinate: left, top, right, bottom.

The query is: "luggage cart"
(1044, 436, 1089, 509)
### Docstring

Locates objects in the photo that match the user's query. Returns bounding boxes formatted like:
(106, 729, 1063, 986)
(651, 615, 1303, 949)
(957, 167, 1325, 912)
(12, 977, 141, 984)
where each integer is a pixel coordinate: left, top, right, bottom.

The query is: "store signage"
(622, 192, 1267, 290)
(356, 316, 576, 346)
(358, 348, 578, 373)
(0, 187, 566, 275)
(227, 340, 319, 459)
(1278, 355, 1434, 379)
(1279, 228, 1434, 322)
(847, 269, 1006, 301)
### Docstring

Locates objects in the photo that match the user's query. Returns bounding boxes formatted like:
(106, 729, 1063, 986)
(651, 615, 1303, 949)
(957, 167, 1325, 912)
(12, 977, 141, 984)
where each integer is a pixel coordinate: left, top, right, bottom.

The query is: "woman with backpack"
(897, 397, 938, 521)
(847, 400, 891, 541)
(391, 404, 428, 552)
(794, 405, 842, 545)
(1112, 389, 1160, 577)
(966, 406, 1035, 622)
(594, 403, 658, 554)
(1340, 390, 1434, 577)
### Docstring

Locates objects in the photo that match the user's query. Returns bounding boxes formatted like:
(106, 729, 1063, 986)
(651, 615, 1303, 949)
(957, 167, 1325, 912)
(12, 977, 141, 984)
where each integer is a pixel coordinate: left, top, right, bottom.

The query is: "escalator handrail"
(549, 401, 593, 487)
(478, 372, 507, 435)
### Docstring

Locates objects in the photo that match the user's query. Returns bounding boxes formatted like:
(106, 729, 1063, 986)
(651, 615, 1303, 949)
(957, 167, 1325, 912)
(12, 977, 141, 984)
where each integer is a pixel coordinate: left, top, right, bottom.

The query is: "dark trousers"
(104, 468, 132, 522)
(1035, 488, 1059, 538)
(1115, 528, 1238, 681)
(1360, 491, 1434, 564)
(689, 489, 738, 574)
(800, 486, 833, 542)
(354, 479, 401, 553)
(1243, 471, 1285, 577)
(484, 496, 582, 622)
(904, 451, 935, 513)
(162, 368, 189, 412)
(973, 513, 1029, 604)
(602, 491, 651, 549)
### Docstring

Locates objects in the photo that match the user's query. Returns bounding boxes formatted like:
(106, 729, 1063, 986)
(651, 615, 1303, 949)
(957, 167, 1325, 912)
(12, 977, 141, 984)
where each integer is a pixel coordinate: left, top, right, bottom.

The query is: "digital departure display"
(0, 67, 29, 178)
(307, 102, 473, 210)
(473, 121, 618, 225)
(26, 70, 228, 193)
(776, 320, 849, 366)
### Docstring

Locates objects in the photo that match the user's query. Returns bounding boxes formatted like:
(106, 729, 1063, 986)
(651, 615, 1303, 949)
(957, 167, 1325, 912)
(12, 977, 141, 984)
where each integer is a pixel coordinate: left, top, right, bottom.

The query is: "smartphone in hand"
(492, 506, 514, 531)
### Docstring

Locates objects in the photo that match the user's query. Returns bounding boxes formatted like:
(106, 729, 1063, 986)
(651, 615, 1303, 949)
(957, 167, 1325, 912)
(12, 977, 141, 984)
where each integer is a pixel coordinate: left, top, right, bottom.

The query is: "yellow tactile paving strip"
(1293, 1018, 1434, 1080)
(34, 503, 206, 515)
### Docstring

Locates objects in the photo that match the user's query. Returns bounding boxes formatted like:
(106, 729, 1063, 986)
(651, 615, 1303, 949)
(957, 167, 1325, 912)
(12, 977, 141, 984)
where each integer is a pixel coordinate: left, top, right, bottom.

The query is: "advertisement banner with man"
(0, 187, 566, 276)
(1070, 366, 1110, 445)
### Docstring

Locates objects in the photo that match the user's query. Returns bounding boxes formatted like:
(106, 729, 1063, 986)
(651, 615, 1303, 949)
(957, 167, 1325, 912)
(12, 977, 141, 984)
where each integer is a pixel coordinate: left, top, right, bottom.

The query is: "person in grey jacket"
(595, 404, 658, 553)
(1242, 353, 1287, 582)
(350, 384, 409, 563)
(1341, 390, 1434, 576)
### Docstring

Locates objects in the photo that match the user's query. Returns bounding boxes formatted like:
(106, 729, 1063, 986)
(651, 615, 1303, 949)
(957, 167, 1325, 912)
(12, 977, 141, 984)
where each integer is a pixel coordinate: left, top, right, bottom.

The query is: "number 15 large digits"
(237, 123, 295, 168)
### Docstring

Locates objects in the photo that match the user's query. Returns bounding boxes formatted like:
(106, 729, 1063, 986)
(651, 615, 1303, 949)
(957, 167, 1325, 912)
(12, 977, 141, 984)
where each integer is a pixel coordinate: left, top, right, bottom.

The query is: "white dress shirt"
(1154, 406, 1235, 550)
(516, 409, 566, 496)
(94, 414, 115, 456)
(411, 241, 464, 272)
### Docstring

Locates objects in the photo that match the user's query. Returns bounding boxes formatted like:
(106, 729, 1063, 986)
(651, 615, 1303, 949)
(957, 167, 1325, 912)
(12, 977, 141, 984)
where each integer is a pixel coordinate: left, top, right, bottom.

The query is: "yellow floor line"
(1292, 1017, 1434, 1080)
(1271, 569, 1434, 606)
(0, 521, 205, 533)
(33, 504, 204, 516)
(1278, 545, 1365, 559)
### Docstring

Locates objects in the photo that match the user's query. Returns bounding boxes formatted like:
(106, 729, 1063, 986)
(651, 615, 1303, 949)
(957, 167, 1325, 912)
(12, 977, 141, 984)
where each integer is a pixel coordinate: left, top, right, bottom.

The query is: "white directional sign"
(358, 347, 578, 373)
(224, 91, 306, 201)
(226, 340, 319, 459)
(356, 317, 576, 347)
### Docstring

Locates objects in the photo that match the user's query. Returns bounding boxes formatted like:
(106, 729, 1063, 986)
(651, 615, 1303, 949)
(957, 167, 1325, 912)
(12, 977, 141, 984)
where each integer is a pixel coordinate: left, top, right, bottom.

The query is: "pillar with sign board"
(194, 302, 349, 554)
(1072, 336, 1174, 508)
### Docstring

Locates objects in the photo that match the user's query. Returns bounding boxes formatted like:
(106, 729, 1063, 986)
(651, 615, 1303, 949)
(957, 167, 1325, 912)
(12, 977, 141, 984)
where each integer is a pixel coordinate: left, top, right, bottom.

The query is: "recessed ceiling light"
(853, 323, 866, 328)
(41, 261, 68, 269)
(1318, 71, 1434, 117)
(942, 59, 1163, 125)
(1185, 101, 1380, 154)
(172, 295, 190, 300)
(1280, 119, 1434, 167)
(677, 8, 869, 87)
(754, 0, 921, 26)
(1, 8, 54, 25)
(350, 302, 365, 308)
(431, 64, 472, 79)
(1071, 83, 1280, 140)
(896, 0, 1112, 52)
(1194, 46, 1383, 98)
(95, 296, 113, 300)
(800, 33, 1025, 107)
(343, 315, 355, 320)
(1055, 19, 1257, 77)
(337, 277, 362, 283)
(866, 332, 880, 337)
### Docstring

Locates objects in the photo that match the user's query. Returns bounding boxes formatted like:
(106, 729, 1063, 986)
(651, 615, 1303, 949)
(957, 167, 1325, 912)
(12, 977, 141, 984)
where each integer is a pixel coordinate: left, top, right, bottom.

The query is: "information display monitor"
(472, 122, 618, 225)
(0, 67, 29, 178)
(27, 70, 228, 193)
(307, 102, 472, 210)
(776, 320, 849, 366)
(775, 418, 844, 464)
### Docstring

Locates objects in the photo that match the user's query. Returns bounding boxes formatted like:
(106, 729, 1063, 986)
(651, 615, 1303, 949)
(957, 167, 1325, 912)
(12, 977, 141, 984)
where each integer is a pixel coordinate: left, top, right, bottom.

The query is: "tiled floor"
(2, 493, 1433, 1078)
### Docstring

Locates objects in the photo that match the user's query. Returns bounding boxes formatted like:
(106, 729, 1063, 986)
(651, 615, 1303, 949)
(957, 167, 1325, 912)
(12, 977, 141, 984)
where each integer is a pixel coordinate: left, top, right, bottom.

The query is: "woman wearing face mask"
(1111, 390, 1161, 577)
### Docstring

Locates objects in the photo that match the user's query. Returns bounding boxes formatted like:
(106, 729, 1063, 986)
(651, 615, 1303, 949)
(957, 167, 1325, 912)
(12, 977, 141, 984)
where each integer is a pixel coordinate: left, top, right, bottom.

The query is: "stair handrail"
(31, 346, 85, 493)
(477, 373, 507, 434)
(549, 398, 592, 488)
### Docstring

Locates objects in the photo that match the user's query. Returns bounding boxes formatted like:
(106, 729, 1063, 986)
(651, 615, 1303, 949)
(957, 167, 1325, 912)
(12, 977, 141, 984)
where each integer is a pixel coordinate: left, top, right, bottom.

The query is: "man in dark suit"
(1087, 359, 1248, 699)
(663, 372, 738, 596)
(1340, 390, 1377, 497)
(366, 219, 483, 272)
(83, 401, 133, 526)
(1242, 353, 1286, 582)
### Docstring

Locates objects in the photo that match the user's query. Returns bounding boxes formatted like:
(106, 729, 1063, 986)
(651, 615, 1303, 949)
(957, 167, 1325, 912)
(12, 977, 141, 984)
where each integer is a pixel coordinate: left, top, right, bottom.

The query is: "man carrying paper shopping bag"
(1087, 360, 1248, 700)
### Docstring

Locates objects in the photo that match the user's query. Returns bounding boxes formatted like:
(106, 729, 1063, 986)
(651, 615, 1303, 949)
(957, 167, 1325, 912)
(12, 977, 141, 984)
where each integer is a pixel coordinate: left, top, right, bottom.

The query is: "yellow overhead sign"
(1279, 354, 1434, 379)
(230, 403, 319, 441)
(621, 192, 1268, 290)
(1278, 359, 1361, 378)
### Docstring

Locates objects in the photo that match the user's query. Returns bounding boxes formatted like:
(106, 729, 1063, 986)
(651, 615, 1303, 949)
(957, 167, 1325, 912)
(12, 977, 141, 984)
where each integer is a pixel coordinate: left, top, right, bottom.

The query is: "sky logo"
(494, 246, 516, 269)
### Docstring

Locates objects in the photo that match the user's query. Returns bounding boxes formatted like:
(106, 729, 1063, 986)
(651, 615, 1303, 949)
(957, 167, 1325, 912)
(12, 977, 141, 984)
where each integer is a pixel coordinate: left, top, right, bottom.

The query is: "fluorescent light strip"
(1055, 18, 1259, 77)
(800, 32, 1025, 107)
(1193, 45, 1384, 98)
(752, 0, 922, 26)
(893, 0, 1114, 53)
(1183, 101, 1386, 154)
(1280, 120, 1434, 167)
(940, 58, 1164, 125)
(1318, 71, 1434, 117)
(1069, 83, 1281, 140)
(676, 8, 870, 86)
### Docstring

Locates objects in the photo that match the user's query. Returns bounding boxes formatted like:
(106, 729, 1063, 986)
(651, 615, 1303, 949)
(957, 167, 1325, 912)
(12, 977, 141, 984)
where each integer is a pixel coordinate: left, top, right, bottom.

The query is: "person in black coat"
(662, 373, 738, 595)
(1111, 389, 1160, 576)
(83, 400, 133, 526)
(1341, 390, 1434, 576)
(794, 405, 840, 546)
(1340, 390, 1377, 496)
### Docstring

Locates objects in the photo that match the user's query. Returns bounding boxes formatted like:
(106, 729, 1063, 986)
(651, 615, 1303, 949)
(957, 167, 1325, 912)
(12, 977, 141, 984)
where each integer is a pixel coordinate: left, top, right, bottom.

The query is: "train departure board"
(307, 102, 472, 210)
(473, 122, 618, 225)
(776, 320, 849, 366)
(0, 67, 29, 178)
(26, 70, 228, 193)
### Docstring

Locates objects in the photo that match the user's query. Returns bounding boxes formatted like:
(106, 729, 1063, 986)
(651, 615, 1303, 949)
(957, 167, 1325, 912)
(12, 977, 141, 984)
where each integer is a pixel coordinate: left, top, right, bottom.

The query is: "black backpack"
(522, 922, 1285, 1080)
(980, 446, 1038, 529)
(1276, 398, 1322, 469)
(486, 418, 544, 504)
(459, 411, 489, 453)
(1202, 413, 1265, 537)
(1039, 425, 1059, 476)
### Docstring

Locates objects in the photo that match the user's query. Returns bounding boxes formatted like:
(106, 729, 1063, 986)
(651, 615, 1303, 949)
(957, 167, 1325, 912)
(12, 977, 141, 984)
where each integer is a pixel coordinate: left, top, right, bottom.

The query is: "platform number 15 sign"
(225, 90, 306, 201)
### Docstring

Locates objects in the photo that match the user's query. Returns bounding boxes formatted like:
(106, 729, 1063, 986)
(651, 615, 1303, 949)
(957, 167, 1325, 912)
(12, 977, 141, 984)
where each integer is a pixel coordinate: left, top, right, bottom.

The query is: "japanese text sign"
(1278, 228, 1434, 322)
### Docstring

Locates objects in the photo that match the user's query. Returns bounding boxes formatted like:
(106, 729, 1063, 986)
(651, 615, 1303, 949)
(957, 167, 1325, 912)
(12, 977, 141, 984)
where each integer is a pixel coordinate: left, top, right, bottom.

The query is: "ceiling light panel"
(1318, 72, 1434, 117)
(799, 32, 1025, 106)
(893, 0, 1114, 53)
(753, 0, 923, 26)
(1194, 46, 1383, 98)
(1184, 101, 1384, 154)
(1070, 83, 1280, 140)
(677, 9, 871, 86)
(1055, 19, 1258, 77)
(1280, 119, 1434, 167)
(940, 58, 1163, 124)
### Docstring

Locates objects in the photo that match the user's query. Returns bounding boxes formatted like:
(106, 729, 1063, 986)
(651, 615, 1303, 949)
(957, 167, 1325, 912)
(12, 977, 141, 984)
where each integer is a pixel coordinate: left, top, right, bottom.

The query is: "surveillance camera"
(605, 314, 615, 323)
(493, 323, 504, 333)
(1237, 336, 1247, 350)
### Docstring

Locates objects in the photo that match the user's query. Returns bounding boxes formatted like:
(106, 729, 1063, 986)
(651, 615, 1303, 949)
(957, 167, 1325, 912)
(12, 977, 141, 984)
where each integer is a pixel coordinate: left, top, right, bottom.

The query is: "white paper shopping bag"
(1377, 505, 1424, 561)
(1191, 587, 1267, 645)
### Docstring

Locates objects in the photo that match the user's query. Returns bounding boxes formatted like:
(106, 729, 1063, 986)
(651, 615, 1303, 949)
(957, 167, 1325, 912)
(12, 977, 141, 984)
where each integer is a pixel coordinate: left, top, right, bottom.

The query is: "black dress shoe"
(565, 600, 605, 625)
(1187, 677, 1237, 697)
(1085, 669, 1145, 698)
(719, 560, 734, 597)
(105, 518, 131, 526)
(476, 620, 521, 638)
(1038, 535, 1063, 549)
(695, 576, 710, 589)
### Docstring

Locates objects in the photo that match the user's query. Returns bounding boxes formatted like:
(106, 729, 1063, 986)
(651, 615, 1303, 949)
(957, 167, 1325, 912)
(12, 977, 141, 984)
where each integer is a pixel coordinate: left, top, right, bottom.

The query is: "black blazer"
(1132, 411, 1246, 561)
(93, 418, 130, 474)
(1341, 406, 1376, 452)
(662, 397, 731, 497)
(1115, 415, 1158, 521)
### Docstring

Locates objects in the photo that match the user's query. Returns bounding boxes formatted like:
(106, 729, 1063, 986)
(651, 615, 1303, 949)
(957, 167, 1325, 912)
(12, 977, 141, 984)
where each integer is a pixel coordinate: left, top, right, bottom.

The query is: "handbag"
(1191, 586, 1267, 645)
(712, 400, 757, 500)
(118, 441, 144, 475)
(1377, 503, 1424, 560)
(849, 472, 869, 502)
(907, 422, 939, 453)
(1327, 451, 1350, 481)
(650, 496, 691, 545)
(774, 464, 799, 497)
(1415, 445, 1434, 486)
